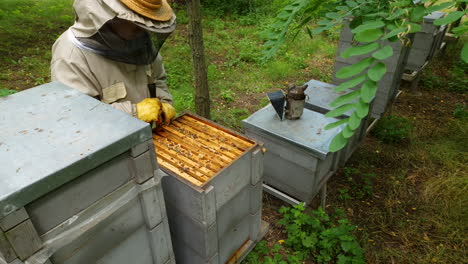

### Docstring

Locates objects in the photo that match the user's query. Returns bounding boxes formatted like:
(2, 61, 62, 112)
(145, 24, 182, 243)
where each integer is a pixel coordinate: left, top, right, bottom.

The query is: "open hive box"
(153, 113, 266, 264)
(153, 114, 255, 186)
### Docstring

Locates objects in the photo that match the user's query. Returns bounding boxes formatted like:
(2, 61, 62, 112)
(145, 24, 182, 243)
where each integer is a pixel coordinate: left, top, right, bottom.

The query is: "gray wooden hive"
(406, 12, 447, 72)
(304, 79, 370, 166)
(153, 114, 265, 264)
(333, 23, 411, 119)
(243, 105, 344, 204)
(0, 82, 174, 264)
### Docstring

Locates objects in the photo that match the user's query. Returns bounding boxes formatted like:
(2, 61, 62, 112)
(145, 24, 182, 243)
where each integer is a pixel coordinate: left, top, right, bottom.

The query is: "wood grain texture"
(5, 220, 42, 261)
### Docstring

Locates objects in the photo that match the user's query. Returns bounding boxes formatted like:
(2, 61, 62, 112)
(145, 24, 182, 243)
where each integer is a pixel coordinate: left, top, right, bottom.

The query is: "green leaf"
(318, 19, 331, 25)
(411, 6, 426, 22)
(351, 21, 385, 33)
(364, 12, 388, 18)
(336, 57, 374, 79)
(348, 112, 361, 131)
(356, 99, 369, 118)
(329, 133, 348, 152)
(425, 2, 453, 14)
(336, 6, 349, 12)
(341, 241, 355, 252)
(382, 27, 406, 39)
(372, 46, 393, 60)
(387, 9, 406, 20)
(434, 11, 465, 26)
(330, 90, 361, 107)
(335, 75, 367, 92)
(342, 125, 356, 139)
(325, 103, 356, 118)
(368, 62, 387, 81)
(361, 80, 377, 103)
(340, 42, 379, 58)
(325, 118, 349, 130)
(354, 28, 383, 42)
(391, 0, 411, 8)
(326, 12, 341, 19)
(462, 42, 468, 63)
(452, 25, 468, 36)
(408, 23, 422, 33)
(312, 27, 327, 34)
(346, 0, 358, 8)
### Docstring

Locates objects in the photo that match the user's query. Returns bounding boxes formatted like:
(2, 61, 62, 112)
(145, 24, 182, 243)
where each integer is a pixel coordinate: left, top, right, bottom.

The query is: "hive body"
(154, 114, 264, 264)
(0, 82, 174, 264)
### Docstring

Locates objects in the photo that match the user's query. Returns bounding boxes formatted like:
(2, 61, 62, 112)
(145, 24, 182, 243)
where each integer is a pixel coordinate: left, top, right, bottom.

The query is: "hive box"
(406, 12, 447, 72)
(0, 82, 174, 264)
(333, 23, 411, 118)
(304, 79, 370, 166)
(154, 114, 265, 264)
(243, 105, 344, 204)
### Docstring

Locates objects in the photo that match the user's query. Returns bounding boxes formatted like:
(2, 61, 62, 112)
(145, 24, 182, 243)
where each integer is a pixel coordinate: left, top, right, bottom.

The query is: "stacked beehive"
(0, 82, 174, 264)
(154, 114, 264, 264)
(406, 12, 447, 72)
(243, 105, 343, 204)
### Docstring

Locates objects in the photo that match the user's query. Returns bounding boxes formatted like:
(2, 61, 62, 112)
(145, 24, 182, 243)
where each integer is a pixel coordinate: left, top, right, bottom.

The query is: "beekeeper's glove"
(161, 102, 176, 124)
(136, 98, 163, 124)
(136, 98, 176, 125)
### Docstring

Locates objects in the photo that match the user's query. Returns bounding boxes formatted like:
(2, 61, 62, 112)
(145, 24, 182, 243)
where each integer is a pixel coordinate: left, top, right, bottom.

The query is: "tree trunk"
(186, 0, 211, 119)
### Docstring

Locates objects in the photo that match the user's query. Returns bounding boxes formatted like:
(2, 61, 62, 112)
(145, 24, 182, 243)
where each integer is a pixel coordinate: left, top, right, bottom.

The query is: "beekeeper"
(51, 0, 176, 125)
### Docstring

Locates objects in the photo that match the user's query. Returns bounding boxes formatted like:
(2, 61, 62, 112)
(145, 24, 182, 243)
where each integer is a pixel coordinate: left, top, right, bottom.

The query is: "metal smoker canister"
(285, 85, 308, 120)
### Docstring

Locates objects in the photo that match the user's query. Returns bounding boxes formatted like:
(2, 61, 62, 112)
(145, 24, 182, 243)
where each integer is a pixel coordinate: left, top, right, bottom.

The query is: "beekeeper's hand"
(136, 98, 163, 124)
(161, 102, 176, 125)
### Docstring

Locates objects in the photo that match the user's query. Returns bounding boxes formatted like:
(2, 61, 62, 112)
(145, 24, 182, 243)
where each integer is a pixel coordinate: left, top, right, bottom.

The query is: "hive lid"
(242, 104, 343, 160)
(304, 79, 354, 118)
(424, 11, 445, 23)
(0, 82, 151, 217)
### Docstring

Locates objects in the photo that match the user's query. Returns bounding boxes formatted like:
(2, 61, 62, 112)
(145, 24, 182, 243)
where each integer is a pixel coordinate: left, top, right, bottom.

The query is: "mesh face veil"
(73, 17, 175, 65)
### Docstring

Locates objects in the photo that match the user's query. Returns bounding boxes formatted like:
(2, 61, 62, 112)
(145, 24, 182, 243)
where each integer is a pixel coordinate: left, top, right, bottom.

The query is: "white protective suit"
(51, 0, 176, 116)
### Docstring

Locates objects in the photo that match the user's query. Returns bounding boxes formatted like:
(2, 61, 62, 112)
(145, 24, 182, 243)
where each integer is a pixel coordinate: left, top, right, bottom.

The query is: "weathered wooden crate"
(153, 114, 265, 264)
(0, 82, 174, 264)
(304, 79, 370, 166)
(242, 105, 343, 204)
(406, 12, 447, 72)
(333, 23, 411, 118)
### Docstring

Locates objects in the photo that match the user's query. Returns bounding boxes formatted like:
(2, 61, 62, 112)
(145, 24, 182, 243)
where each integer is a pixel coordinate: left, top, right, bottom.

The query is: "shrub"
(453, 104, 468, 120)
(372, 115, 413, 144)
(279, 205, 365, 264)
(0, 88, 17, 97)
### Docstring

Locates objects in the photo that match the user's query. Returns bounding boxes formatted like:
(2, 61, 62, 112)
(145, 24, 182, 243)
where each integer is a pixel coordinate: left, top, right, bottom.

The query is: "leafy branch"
(262, 0, 467, 152)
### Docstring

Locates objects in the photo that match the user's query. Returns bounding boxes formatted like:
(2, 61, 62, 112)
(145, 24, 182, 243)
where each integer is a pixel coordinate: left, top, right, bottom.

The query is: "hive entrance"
(153, 114, 254, 186)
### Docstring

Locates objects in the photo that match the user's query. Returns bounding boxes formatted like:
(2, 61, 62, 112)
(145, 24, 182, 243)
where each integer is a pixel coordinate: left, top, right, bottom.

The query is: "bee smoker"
(267, 84, 308, 120)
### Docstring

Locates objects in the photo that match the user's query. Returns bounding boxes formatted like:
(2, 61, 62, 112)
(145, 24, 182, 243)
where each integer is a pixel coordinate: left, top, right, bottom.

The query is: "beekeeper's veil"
(69, 0, 176, 65)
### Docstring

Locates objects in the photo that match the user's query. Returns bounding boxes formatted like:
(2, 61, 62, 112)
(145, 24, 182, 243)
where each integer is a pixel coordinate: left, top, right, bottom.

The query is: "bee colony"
(0, 82, 174, 264)
(304, 79, 370, 166)
(154, 114, 265, 264)
(243, 104, 343, 205)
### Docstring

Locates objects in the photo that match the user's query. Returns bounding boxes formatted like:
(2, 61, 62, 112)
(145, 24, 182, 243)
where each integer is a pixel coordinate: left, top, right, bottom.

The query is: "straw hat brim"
(120, 0, 173, 22)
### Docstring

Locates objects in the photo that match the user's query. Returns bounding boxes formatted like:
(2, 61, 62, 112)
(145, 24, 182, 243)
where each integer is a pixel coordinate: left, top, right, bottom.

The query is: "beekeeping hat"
(71, 0, 176, 38)
(119, 0, 173, 21)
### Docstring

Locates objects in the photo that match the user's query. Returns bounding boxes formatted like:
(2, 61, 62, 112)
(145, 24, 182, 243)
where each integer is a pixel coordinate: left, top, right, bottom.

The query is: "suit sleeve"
(152, 54, 173, 104)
